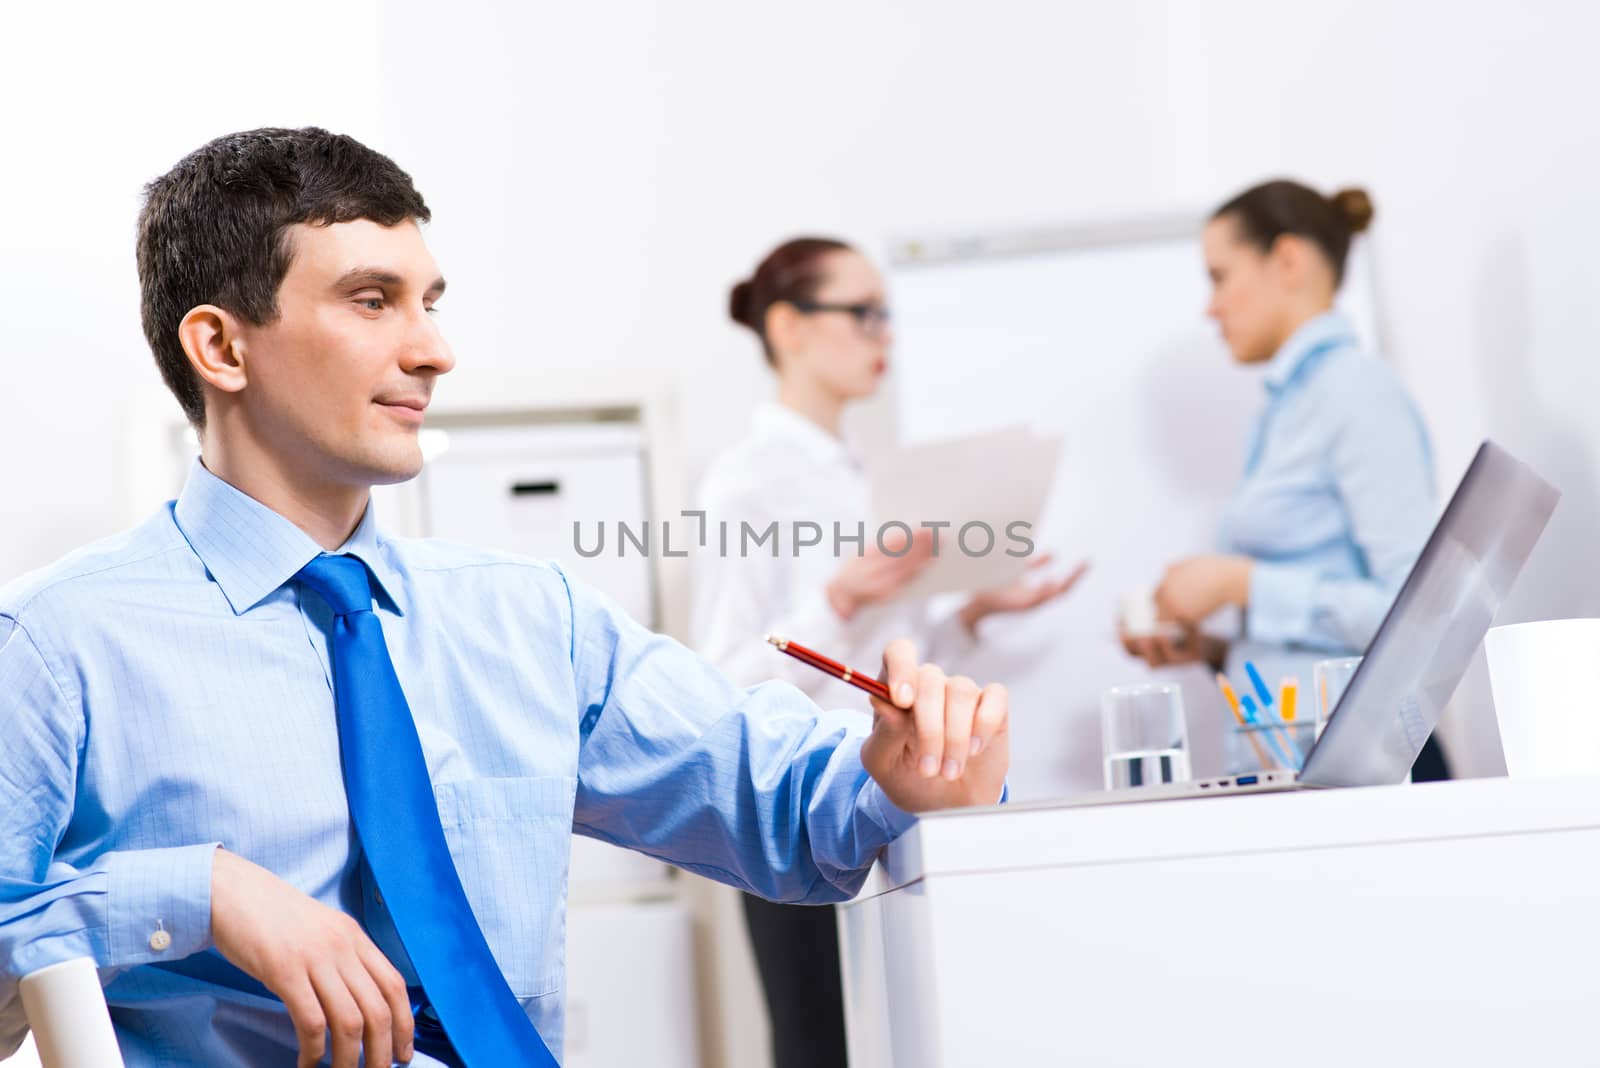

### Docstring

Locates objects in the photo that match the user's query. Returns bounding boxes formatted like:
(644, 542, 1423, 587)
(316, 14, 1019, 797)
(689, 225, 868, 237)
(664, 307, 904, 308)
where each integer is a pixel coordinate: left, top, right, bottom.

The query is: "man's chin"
(368, 459, 424, 487)
(358, 441, 426, 487)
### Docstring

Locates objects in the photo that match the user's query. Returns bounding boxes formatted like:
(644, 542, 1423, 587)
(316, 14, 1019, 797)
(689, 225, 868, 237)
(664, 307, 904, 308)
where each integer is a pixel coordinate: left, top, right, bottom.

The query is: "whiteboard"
(885, 217, 1380, 797)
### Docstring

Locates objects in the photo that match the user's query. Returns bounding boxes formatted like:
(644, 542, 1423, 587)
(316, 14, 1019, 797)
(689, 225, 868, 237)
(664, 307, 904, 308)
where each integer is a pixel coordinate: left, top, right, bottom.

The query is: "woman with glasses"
(692, 236, 1079, 1068)
(1122, 181, 1449, 780)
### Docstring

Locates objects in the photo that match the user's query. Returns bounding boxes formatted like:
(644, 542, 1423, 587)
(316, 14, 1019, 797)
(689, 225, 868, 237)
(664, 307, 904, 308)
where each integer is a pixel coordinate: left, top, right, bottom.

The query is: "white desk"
(838, 776, 1600, 1067)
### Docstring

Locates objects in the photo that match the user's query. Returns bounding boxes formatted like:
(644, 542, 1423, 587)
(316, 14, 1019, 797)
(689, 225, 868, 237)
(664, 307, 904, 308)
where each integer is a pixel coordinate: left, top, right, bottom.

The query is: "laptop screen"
(1298, 441, 1560, 787)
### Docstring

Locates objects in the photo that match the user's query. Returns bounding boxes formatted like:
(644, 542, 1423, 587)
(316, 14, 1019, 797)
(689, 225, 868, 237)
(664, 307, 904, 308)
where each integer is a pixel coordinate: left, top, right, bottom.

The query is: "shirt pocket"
(432, 775, 577, 998)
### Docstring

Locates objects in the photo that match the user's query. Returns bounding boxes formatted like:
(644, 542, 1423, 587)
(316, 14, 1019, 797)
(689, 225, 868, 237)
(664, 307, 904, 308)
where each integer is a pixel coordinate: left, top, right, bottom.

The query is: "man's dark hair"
(136, 127, 431, 428)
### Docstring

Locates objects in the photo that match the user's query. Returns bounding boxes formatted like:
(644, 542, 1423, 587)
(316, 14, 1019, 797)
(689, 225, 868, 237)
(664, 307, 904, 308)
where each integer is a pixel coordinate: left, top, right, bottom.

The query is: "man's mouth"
(376, 397, 429, 423)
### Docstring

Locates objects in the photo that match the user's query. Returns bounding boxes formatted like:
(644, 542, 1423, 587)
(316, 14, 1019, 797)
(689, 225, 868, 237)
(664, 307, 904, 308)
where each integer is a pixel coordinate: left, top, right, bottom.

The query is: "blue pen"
(1244, 661, 1274, 708)
(1239, 694, 1297, 770)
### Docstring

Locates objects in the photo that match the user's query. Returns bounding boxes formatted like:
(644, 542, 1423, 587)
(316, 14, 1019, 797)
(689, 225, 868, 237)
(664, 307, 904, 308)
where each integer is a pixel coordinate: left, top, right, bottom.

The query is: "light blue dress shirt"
(0, 461, 916, 1066)
(1219, 309, 1435, 676)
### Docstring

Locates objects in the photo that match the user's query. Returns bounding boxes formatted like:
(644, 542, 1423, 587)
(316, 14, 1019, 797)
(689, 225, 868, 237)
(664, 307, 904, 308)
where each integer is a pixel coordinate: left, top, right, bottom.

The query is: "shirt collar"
(172, 459, 406, 616)
(1262, 309, 1358, 394)
(750, 402, 859, 468)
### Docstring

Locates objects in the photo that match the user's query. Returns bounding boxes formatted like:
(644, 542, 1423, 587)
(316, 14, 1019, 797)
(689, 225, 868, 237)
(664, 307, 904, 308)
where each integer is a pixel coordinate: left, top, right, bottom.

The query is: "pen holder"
(1225, 719, 1316, 774)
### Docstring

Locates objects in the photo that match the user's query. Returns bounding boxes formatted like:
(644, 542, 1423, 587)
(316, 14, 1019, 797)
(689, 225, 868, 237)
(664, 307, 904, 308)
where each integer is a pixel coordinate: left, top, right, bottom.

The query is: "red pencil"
(765, 634, 892, 703)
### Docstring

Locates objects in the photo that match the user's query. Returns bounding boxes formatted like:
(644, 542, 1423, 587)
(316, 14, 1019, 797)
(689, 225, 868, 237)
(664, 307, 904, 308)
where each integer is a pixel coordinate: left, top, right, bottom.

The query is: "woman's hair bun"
(728, 279, 755, 328)
(1330, 187, 1375, 234)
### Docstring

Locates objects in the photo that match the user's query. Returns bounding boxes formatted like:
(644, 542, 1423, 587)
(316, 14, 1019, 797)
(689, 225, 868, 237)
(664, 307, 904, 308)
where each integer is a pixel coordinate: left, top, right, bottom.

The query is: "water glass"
(1313, 656, 1363, 740)
(1102, 683, 1191, 789)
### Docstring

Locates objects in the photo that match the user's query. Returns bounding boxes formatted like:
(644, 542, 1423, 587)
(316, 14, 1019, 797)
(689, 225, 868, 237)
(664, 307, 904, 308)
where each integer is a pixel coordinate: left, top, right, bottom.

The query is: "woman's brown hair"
(729, 237, 853, 364)
(1211, 180, 1373, 285)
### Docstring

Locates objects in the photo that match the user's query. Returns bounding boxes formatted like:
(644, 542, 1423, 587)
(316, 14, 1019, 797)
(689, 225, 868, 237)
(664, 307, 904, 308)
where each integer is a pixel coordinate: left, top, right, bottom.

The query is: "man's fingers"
(339, 951, 395, 1068)
(867, 694, 915, 755)
(355, 938, 415, 1063)
(880, 639, 920, 708)
(284, 977, 328, 1068)
(912, 663, 947, 777)
(309, 962, 365, 1068)
(971, 683, 1008, 761)
(940, 676, 981, 780)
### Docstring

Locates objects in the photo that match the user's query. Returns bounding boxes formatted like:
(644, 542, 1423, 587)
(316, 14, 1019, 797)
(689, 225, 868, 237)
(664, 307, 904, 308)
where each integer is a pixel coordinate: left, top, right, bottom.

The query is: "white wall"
(0, 1, 383, 575)
(5, 2, 1600, 1065)
(1161, 0, 1600, 775)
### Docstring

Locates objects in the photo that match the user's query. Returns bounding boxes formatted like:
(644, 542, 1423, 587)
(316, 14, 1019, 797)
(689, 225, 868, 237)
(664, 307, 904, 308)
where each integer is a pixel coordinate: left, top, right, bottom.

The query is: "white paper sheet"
(867, 426, 1061, 599)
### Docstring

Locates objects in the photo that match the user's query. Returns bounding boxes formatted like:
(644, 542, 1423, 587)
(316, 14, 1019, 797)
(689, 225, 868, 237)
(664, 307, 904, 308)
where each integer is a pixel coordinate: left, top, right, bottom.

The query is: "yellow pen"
(1280, 677, 1299, 722)
(1215, 673, 1243, 722)
(1217, 673, 1272, 769)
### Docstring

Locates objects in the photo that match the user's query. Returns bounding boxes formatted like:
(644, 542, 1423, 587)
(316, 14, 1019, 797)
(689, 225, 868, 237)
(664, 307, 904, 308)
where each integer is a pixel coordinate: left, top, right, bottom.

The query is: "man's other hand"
(211, 848, 414, 1067)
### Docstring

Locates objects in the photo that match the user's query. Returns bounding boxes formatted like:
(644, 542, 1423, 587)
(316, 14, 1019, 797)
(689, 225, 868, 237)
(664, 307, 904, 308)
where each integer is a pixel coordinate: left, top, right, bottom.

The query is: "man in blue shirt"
(0, 128, 1010, 1067)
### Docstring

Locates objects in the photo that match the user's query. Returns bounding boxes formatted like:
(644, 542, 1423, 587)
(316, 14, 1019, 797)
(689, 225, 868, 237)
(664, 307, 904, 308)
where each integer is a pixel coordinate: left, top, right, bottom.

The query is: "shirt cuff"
(105, 843, 221, 966)
(865, 782, 920, 839)
(1246, 561, 1320, 647)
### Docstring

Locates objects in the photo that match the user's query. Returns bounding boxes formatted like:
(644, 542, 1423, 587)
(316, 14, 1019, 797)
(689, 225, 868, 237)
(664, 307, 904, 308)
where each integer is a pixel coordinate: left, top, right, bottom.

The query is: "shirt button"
(149, 928, 172, 952)
(375, 889, 384, 906)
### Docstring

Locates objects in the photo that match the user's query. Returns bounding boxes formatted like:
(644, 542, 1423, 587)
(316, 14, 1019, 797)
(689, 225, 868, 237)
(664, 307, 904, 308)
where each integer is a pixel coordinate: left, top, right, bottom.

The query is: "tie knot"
(294, 554, 374, 617)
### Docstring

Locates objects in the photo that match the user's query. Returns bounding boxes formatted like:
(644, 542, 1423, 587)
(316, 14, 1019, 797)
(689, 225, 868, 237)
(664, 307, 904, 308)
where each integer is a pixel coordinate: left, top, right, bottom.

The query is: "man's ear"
(177, 305, 249, 396)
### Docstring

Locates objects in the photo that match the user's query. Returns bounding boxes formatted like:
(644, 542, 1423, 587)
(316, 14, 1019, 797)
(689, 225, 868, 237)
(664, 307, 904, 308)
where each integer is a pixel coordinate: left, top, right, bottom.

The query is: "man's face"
(234, 218, 453, 488)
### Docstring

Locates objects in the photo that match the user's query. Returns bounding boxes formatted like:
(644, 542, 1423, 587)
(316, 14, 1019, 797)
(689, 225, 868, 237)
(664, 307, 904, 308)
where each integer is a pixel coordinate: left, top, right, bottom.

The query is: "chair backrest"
(18, 958, 124, 1068)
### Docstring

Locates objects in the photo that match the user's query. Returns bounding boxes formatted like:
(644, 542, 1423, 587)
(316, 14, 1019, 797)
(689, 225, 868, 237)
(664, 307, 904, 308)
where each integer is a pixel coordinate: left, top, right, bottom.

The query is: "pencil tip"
(765, 633, 780, 646)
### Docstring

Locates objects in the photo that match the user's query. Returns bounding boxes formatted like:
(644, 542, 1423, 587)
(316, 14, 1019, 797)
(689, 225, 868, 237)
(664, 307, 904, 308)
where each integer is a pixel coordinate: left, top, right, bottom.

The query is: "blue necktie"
(295, 553, 558, 1068)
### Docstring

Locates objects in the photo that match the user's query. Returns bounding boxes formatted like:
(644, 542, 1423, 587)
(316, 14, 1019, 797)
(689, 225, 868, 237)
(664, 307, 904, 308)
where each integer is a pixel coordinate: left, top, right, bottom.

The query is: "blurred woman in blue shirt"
(1125, 180, 1445, 775)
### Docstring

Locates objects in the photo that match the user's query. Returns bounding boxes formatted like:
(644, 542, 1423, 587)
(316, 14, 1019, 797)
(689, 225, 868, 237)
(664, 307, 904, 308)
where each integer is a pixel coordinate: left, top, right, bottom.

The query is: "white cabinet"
(563, 901, 701, 1068)
(839, 776, 1600, 1067)
(414, 421, 657, 628)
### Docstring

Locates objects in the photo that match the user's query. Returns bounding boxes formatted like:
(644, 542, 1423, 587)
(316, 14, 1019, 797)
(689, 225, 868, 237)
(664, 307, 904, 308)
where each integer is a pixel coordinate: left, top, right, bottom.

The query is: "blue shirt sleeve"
(557, 569, 916, 904)
(1246, 376, 1435, 651)
(0, 616, 218, 1048)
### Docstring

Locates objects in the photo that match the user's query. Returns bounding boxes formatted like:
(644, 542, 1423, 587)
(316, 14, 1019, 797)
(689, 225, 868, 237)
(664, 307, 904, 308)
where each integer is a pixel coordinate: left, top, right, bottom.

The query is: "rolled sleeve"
(863, 782, 919, 840)
(1245, 560, 1322, 647)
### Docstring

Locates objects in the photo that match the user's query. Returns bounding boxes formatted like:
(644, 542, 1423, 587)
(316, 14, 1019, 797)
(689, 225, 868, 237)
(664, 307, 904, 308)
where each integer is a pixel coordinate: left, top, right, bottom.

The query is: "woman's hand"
(1119, 624, 1228, 670)
(1152, 554, 1253, 626)
(825, 528, 936, 621)
(959, 556, 1088, 633)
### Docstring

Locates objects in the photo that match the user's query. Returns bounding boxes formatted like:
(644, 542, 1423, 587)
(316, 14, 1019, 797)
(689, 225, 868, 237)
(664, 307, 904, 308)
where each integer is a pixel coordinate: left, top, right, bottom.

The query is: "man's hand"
(860, 639, 1008, 813)
(211, 848, 414, 1068)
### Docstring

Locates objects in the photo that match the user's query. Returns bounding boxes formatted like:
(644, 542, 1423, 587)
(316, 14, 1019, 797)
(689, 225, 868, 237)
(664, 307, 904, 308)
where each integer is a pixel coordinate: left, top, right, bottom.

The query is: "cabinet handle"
(510, 480, 561, 496)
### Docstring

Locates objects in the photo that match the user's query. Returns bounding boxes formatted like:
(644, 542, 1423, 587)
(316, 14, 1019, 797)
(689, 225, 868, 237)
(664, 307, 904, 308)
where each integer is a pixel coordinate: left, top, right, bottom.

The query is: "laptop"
(1054, 440, 1560, 808)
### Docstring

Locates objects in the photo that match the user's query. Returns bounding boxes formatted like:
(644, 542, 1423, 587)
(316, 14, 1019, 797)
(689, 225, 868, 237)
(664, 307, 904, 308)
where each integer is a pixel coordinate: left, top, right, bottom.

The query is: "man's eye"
(360, 298, 384, 311)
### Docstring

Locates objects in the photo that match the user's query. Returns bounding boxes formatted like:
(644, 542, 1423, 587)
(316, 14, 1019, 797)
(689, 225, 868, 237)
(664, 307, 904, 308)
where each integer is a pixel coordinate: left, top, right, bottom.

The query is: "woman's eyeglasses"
(789, 300, 892, 336)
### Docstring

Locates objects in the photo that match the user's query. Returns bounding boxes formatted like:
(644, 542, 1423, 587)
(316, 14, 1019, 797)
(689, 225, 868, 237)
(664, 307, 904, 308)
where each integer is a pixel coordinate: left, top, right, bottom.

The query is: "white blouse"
(690, 403, 973, 709)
